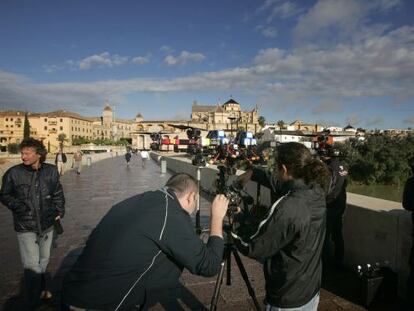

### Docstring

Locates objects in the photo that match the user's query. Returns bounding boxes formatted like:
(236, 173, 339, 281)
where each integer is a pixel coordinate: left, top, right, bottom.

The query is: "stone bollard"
(161, 159, 167, 174)
(87, 156, 92, 166)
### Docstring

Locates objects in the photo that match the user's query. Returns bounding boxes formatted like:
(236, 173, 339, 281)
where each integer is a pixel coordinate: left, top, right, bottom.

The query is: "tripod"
(210, 224, 261, 311)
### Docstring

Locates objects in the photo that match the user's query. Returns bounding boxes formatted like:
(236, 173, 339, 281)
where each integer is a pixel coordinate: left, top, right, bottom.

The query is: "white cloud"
(257, 26, 278, 38)
(311, 100, 342, 114)
(78, 52, 129, 70)
(365, 116, 385, 127)
(132, 55, 150, 65)
(160, 45, 173, 53)
(403, 116, 414, 125)
(2, 25, 414, 121)
(294, 0, 364, 42)
(267, 1, 304, 21)
(164, 51, 205, 66)
(293, 0, 404, 44)
(42, 64, 62, 73)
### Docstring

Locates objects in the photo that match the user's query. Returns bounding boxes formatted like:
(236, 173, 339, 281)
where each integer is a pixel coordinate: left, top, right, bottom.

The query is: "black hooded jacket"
(0, 163, 65, 233)
(62, 188, 224, 310)
(235, 179, 326, 308)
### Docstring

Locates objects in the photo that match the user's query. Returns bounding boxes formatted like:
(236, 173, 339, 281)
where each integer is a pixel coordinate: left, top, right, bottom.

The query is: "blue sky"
(0, 0, 413, 129)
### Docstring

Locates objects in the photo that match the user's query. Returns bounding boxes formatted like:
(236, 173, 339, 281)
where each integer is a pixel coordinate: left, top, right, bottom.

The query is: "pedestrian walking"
(55, 149, 67, 176)
(125, 151, 132, 166)
(140, 149, 149, 168)
(72, 151, 83, 174)
(0, 138, 65, 310)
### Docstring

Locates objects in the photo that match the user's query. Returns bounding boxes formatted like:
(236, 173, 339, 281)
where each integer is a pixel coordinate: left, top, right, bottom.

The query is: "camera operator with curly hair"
(234, 142, 331, 311)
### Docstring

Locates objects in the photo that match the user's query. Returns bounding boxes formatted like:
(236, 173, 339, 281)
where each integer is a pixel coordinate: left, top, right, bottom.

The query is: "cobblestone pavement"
(0, 155, 387, 310)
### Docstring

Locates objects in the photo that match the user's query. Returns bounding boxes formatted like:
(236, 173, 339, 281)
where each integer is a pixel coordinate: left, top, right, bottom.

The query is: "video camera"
(187, 128, 202, 140)
(150, 133, 161, 151)
(215, 165, 253, 218)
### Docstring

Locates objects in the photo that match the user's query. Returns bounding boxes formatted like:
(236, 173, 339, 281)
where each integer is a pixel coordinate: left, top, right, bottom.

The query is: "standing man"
(320, 146, 348, 269)
(125, 151, 132, 166)
(73, 151, 83, 175)
(140, 149, 149, 168)
(55, 149, 67, 176)
(0, 138, 65, 310)
(63, 173, 228, 310)
(402, 156, 414, 307)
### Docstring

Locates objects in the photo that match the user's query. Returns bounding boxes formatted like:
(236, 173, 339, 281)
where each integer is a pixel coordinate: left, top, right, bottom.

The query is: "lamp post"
(228, 116, 236, 140)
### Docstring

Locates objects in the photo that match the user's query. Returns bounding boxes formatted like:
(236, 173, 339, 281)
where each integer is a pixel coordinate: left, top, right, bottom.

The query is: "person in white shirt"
(140, 149, 149, 168)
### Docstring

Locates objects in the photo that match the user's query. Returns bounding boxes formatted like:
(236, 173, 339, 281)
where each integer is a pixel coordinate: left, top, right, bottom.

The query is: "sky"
(0, 0, 413, 129)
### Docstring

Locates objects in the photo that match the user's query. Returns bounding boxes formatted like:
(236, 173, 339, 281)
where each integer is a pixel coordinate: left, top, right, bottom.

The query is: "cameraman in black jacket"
(320, 146, 348, 268)
(234, 142, 331, 310)
(402, 156, 414, 307)
(63, 173, 229, 310)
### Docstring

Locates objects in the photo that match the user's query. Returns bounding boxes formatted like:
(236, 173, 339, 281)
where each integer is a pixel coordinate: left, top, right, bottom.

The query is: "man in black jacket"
(320, 146, 348, 268)
(0, 138, 65, 309)
(62, 173, 229, 310)
(402, 156, 414, 307)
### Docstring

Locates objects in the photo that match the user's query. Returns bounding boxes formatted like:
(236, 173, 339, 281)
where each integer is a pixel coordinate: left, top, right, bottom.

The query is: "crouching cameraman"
(62, 173, 229, 310)
(234, 142, 331, 311)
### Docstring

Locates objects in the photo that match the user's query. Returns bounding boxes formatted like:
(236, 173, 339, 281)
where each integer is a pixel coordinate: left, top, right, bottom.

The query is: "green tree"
(277, 120, 285, 129)
(258, 116, 266, 127)
(57, 133, 67, 151)
(7, 143, 19, 154)
(23, 112, 30, 140)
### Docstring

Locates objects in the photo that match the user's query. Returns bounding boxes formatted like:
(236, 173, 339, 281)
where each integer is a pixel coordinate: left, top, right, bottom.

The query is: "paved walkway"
(0, 155, 395, 310)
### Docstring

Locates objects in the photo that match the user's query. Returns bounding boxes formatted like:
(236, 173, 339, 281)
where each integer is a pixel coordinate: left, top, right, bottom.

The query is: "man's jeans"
(17, 227, 54, 308)
(266, 292, 320, 311)
(17, 227, 54, 273)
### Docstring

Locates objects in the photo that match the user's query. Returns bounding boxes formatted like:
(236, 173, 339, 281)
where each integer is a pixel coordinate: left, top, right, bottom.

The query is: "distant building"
(0, 103, 135, 152)
(289, 120, 324, 132)
(190, 99, 260, 133)
(131, 98, 260, 149)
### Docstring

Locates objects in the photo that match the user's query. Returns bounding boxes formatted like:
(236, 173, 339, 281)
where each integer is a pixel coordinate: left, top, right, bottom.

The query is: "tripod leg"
(231, 248, 262, 311)
(210, 256, 227, 311)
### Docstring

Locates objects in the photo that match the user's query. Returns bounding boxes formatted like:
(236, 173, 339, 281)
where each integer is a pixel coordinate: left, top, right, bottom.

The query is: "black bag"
(54, 218, 64, 235)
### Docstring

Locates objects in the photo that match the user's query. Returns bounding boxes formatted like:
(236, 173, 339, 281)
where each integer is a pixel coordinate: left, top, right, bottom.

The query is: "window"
(17, 125, 21, 128)
(44, 126, 47, 130)
(5, 118, 8, 121)
(60, 126, 63, 130)
(10, 131, 13, 134)
(5, 125, 8, 128)
(44, 118, 47, 122)
(60, 118, 63, 122)
(10, 118, 13, 121)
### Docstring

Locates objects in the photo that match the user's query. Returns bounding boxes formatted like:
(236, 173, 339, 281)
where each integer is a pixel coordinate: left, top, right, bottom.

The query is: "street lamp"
(228, 116, 237, 139)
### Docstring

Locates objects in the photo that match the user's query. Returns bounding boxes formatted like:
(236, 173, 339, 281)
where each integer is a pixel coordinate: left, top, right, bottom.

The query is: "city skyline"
(0, 0, 414, 129)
